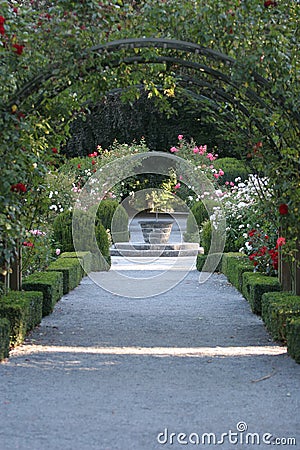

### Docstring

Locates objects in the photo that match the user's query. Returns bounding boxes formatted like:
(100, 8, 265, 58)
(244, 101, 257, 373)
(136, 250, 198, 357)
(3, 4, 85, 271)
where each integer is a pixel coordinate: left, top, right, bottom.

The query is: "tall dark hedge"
(62, 92, 236, 157)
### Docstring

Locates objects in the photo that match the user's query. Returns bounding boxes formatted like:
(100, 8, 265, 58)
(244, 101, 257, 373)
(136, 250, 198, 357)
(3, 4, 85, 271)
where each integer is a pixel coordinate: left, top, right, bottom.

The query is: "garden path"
(0, 258, 299, 450)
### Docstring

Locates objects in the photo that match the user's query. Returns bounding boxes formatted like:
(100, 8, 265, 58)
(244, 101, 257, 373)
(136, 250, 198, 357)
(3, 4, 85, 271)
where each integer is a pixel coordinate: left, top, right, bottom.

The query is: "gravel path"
(0, 259, 299, 450)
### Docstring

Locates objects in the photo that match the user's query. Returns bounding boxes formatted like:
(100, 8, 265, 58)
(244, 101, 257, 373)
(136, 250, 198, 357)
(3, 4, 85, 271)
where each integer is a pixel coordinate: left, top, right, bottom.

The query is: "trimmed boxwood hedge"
(53, 210, 111, 269)
(60, 251, 93, 275)
(47, 258, 82, 294)
(223, 255, 253, 291)
(286, 318, 300, 364)
(22, 271, 63, 317)
(0, 291, 43, 346)
(196, 253, 222, 272)
(242, 272, 281, 315)
(261, 292, 300, 342)
(221, 252, 248, 278)
(214, 157, 250, 185)
(0, 318, 10, 360)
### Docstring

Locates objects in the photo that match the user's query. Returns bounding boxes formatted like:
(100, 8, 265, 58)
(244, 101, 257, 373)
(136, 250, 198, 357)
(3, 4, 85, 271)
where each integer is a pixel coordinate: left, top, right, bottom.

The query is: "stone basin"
(138, 220, 173, 244)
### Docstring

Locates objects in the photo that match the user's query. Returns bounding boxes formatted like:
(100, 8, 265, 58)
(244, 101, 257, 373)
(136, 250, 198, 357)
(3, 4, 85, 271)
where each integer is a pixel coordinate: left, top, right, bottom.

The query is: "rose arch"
(2, 37, 300, 293)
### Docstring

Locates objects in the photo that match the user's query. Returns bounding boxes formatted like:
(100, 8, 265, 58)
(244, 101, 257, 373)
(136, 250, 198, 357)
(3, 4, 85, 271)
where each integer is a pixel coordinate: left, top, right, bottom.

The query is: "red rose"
(17, 112, 25, 120)
(22, 241, 34, 248)
(0, 16, 5, 25)
(12, 43, 25, 55)
(91, 159, 96, 165)
(264, 0, 277, 7)
(0, 25, 5, 35)
(258, 246, 267, 256)
(276, 237, 286, 248)
(248, 229, 256, 237)
(278, 203, 288, 215)
(11, 183, 27, 193)
(77, 164, 81, 169)
(272, 259, 278, 270)
(52, 147, 58, 154)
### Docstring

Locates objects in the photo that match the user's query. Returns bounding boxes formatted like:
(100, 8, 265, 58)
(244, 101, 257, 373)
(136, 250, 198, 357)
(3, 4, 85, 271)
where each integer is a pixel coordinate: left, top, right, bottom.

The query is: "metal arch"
(103, 55, 273, 113)
(88, 37, 236, 65)
(88, 38, 300, 123)
(6, 37, 274, 110)
(6, 37, 299, 136)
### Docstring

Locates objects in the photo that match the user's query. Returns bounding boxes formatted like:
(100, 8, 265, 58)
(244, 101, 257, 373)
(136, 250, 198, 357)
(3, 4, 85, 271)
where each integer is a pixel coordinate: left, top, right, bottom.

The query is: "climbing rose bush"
(244, 229, 286, 275)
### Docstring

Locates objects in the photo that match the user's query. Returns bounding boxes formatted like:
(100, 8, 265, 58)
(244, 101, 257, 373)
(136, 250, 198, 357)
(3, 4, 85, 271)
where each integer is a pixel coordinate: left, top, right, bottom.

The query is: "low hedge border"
(46, 258, 82, 294)
(261, 292, 300, 342)
(0, 291, 43, 347)
(242, 272, 281, 315)
(196, 253, 223, 272)
(221, 252, 248, 279)
(286, 318, 300, 364)
(221, 252, 253, 291)
(59, 251, 93, 275)
(0, 318, 10, 361)
(22, 271, 63, 317)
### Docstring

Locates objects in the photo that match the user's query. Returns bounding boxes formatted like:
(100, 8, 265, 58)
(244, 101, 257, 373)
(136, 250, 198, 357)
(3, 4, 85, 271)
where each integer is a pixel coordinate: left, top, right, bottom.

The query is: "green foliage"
(200, 220, 212, 255)
(261, 292, 300, 343)
(0, 0, 299, 290)
(184, 212, 200, 243)
(110, 205, 129, 243)
(242, 272, 281, 315)
(52, 210, 111, 261)
(221, 252, 247, 277)
(95, 222, 110, 261)
(0, 318, 10, 361)
(96, 199, 129, 243)
(22, 271, 63, 317)
(0, 291, 43, 346)
(64, 93, 230, 157)
(21, 230, 55, 277)
(221, 253, 253, 291)
(53, 211, 74, 253)
(214, 157, 250, 185)
(192, 201, 209, 227)
(286, 318, 300, 364)
(47, 258, 82, 294)
(60, 252, 93, 275)
(196, 253, 222, 273)
(96, 199, 120, 230)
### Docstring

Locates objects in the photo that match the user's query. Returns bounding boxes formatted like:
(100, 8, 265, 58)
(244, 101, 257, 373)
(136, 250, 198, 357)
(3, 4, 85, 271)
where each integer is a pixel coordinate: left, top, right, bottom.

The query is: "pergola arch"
(8, 37, 299, 155)
(3, 37, 300, 294)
